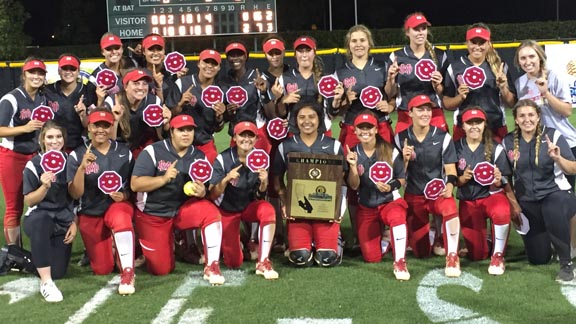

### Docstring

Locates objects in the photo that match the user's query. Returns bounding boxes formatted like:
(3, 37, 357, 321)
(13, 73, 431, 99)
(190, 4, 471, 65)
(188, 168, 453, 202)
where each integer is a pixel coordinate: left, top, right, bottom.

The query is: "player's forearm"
(24, 184, 50, 207)
(545, 92, 572, 117)
(131, 175, 169, 192)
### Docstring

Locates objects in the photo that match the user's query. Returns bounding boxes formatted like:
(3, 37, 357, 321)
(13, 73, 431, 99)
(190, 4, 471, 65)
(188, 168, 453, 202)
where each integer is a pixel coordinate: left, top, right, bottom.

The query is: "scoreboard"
(107, 0, 277, 39)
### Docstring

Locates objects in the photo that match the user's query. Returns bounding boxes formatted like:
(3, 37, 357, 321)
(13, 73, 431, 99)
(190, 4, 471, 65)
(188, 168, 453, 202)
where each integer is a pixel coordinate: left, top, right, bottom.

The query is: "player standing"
(443, 23, 516, 142)
(0, 58, 47, 246)
(45, 54, 88, 151)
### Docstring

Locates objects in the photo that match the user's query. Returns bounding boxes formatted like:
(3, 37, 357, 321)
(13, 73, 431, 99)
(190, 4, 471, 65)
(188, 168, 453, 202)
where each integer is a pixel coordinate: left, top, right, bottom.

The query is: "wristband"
(260, 93, 271, 104)
(447, 175, 458, 186)
(388, 179, 401, 191)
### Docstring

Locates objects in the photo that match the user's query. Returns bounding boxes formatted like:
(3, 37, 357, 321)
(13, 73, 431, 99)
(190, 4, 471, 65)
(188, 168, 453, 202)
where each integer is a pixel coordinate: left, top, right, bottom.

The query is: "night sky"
(22, 0, 576, 46)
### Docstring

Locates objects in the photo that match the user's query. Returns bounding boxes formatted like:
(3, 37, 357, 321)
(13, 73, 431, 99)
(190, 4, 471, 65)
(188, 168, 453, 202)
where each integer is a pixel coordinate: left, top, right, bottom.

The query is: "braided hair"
(512, 99, 542, 169)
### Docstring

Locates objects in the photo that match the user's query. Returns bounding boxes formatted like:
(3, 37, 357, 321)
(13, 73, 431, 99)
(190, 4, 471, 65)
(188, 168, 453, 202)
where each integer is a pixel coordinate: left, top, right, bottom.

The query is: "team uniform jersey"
(211, 147, 263, 212)
(45, 81, 87, 150)
(85, 63, 122, 107)
(502, 127, 575, 202)
(394, 126, 457, 195)
(444, 56, 516, 130)
(278, 68, 331, 133)
(273, 133, 346, 176)
(0, 86, 47, 154)
(104, 93, 163, 151)
(132, 139, 208, 217)
(165, 74, 223, 146)
(142, 67, 177, 101)
(455, 139, 511, 200)
(388, 47, 449, 111)
(260, 64, 289, 106)
(23, 153, 74, 223)
(333, 57, 389, 124)
(515, 70, 576, 147)
(67, 141, 133, 216)
(350, 144, 405, 208)
(219, 68, 265, 135)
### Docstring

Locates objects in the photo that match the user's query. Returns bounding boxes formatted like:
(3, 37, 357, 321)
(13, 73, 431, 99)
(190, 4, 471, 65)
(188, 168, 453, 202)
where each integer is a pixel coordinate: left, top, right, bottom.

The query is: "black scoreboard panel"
(107, 0, 277, 38)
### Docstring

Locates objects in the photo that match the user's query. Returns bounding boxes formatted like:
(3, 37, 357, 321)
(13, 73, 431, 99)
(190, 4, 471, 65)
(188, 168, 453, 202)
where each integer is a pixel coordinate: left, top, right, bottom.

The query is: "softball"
(183, 181, 196, 196)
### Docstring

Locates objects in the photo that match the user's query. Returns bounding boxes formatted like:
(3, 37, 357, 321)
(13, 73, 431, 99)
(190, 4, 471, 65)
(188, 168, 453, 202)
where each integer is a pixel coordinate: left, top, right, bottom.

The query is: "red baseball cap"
(404, 14, 431, 30)
(225, 42, 247, 55)
(353, 113, 378, 128)
(407, 94, 433, 110)
(293, 36, 316, 51)
(461, 108, 487, 123)
(263, 38, 285, 53)
(22, 59, 46, 73)
(466, 27, 491, 41)
(58, 55, 80, 69)
(170, 115, 197, 129)
(233, 121, 258, 136)
(100, 34, 122, 50)
(122, 69, 153, 88)
(199, 49, 222, 64)
(142, 34, 165, 50)
(88, 110, 114, 125)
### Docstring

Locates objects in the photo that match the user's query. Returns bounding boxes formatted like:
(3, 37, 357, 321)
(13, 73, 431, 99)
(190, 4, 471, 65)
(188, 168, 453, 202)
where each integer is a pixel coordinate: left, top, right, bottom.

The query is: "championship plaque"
(286, 152, 344, 221)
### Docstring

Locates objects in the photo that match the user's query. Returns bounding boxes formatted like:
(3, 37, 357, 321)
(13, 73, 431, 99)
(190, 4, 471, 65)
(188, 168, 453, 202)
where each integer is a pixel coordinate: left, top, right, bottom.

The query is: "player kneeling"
(273, 102, 346, 268)
(346, 112, 410, 281)
(208, 121, 278, 280)
(131, 115, 225, 285)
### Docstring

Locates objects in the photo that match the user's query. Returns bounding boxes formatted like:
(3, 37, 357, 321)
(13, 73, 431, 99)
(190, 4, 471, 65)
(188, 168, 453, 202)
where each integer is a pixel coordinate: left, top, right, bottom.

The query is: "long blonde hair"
(514, 40, 548, 80)
(404, 12, 438, 66)
(467, 23, 503, 79)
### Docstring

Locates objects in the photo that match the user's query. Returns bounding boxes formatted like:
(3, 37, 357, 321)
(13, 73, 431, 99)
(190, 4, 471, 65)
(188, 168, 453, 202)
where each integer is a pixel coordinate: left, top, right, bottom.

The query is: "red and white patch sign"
(246, 149, 269, 172)
(31, 105, 54, 122)
(369, 161, 392, 184)
(359, 86, 382, 109)
(98, 171, 122, 194)
(266, 117, 288, 140)
(164, 51, 186, 74)
(473, 161, 495, 186)
(189, 159, 213, 183)
(95, 69, 118, 89)
(414, 59, 437, 82)
(201, 85, 224, 108)
(40, 150, 66, 175)
(142, 104, 164, 127)
(424, 178, 445, 200)
(462, 66, 486, 90)
(225, 86, 248, 107)
(317, 75, 339, 98)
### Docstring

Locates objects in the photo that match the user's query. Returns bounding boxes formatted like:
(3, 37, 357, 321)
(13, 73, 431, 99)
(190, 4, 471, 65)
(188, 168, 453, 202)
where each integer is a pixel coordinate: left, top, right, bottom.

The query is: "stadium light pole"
(329, 0, 333, 31)
(354, 0, 358, 25)
(556, 0, 559, 22)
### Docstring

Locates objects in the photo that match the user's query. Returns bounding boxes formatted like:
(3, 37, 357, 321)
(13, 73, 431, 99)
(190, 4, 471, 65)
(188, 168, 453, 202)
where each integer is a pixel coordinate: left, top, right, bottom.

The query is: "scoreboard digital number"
(107, 0, 277, 39)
